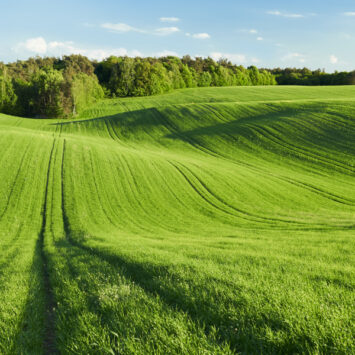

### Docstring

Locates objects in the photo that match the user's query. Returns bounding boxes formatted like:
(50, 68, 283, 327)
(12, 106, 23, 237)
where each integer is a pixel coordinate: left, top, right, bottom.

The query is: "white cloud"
(154, 27, 180, 36)
(101, 23, 146, 33)
(282, 52, 306, 63)
(343, 12, 355, 16)
(330, 55, 338, 64)
(210, 52, 247, 64)
(48, 41, 76, 51)
(187, 33, 210, 39)
(13, 37, 142, 61)
(267, 10, 304, 18)
(257, 37, 263, 41)
(249, 29, 258, 34)
(160, 17, 180, 23)
(251, 58, 260, 64)
(101, 23, 180, 36)
(19, 37, 48, 54)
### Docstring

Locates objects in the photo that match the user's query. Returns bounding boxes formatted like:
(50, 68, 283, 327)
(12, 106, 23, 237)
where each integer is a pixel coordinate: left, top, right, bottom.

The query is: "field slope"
(0, 86, 354, 354)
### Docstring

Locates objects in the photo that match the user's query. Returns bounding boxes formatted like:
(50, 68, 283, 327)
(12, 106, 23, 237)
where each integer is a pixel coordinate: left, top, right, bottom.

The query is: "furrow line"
(121, 155, 179, 232)
(88, 149, 120, 228)
(168, 160, 269, 225)
(38, 138, 58, 355)
(0, 140, 33, 220)
(180, 162, 309, 226)
(254, 125, 354, 174)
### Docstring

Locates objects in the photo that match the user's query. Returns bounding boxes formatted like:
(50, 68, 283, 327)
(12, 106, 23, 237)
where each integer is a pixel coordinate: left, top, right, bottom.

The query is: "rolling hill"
(0, 86, 354, 354)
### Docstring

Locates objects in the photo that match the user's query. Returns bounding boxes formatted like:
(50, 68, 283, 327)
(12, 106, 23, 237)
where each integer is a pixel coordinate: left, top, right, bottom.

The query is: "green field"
(0, 86, 354, 354)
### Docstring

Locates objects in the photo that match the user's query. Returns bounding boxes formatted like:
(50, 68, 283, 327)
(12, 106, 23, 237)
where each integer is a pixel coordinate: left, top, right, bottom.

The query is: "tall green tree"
(0, 67, 17, 114)
(71, 73, 104, 114)
(31, 68, 64, 117)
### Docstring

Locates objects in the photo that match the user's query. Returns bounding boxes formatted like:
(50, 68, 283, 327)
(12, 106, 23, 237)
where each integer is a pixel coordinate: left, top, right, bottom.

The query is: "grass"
(0, 85, 354, 354)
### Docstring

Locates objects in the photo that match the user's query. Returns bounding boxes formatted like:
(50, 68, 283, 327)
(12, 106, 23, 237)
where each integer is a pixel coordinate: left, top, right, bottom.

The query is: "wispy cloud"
(267, 10, 304, 18)
(101, 23, 180, 36)
(257, 37, 263, 41)
(101, 23, 146, 33)
(186, 32, 210, 39)
(330, 55, 338, 64)
(154, 27, 180, 35)
(160, 17, 180, 23)
(343, 12, 355, 16)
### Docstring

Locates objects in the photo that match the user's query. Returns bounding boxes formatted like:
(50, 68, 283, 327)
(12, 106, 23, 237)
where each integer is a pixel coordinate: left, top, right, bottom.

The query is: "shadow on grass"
(53, 228, 318, 354)
(12, 238, 46, 354)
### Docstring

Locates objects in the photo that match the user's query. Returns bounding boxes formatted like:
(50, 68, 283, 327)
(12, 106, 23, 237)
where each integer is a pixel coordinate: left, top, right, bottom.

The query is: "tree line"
(267, 67, 355, 85)
(0, 54, 354, 118)
(0, 55, 104, 118)
(95, 55, 276, 97)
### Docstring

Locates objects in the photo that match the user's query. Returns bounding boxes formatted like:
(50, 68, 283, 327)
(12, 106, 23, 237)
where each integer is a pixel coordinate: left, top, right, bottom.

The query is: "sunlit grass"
(0, 86, 354, 354)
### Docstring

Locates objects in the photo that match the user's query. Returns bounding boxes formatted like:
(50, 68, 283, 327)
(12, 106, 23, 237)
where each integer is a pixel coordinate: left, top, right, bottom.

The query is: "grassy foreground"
(0, 86, 354, 354)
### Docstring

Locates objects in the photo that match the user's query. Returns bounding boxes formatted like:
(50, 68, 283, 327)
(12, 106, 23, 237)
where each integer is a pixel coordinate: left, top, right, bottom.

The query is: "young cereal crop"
(0, 86, 354, 354)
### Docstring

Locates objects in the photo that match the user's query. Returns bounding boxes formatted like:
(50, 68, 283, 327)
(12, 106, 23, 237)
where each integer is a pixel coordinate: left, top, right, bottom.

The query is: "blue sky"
(1, 0, 354, 71)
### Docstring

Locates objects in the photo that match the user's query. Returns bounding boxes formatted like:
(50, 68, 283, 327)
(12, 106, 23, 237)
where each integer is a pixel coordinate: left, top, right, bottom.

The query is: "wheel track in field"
(120, 154, 183, 233)
(86, 105, 355, 211)
(0, 140, 33, 220)
(61, 139, 74, 240)
(168, 160, 310, 227)
(103, 151, 153, 234)
(0, 226, 25, 279)
(271, 124, 354, 171)
(251, 124, 354, 174)
(78, 106, 355, 220)
(59, 139, 130, 350)
(87, 148, 122, 229)
(149, 159, 197, 215)
(277, 176, 355, 206)
(0, 224, 23, 253)
(168, 126, 351, 207)
(280, 114, 355, 155)
(153, 107, 224, 159)
(158, 104, 355, 204)
(181, 132, 355, 207)
(103, 118, 119, 142)
(38, 138, 58, 354)
(0, 139, 16, 168)
(104, 151, 175, 234)
(86, 103, 353, 186)
(248, 125, 355, 204)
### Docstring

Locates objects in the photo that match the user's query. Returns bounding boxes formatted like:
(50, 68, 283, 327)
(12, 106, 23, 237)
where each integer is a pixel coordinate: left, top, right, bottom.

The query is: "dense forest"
(0, 54, 354, 118)
(0, 56, 104, 118)
(268, 67, 355, 85)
